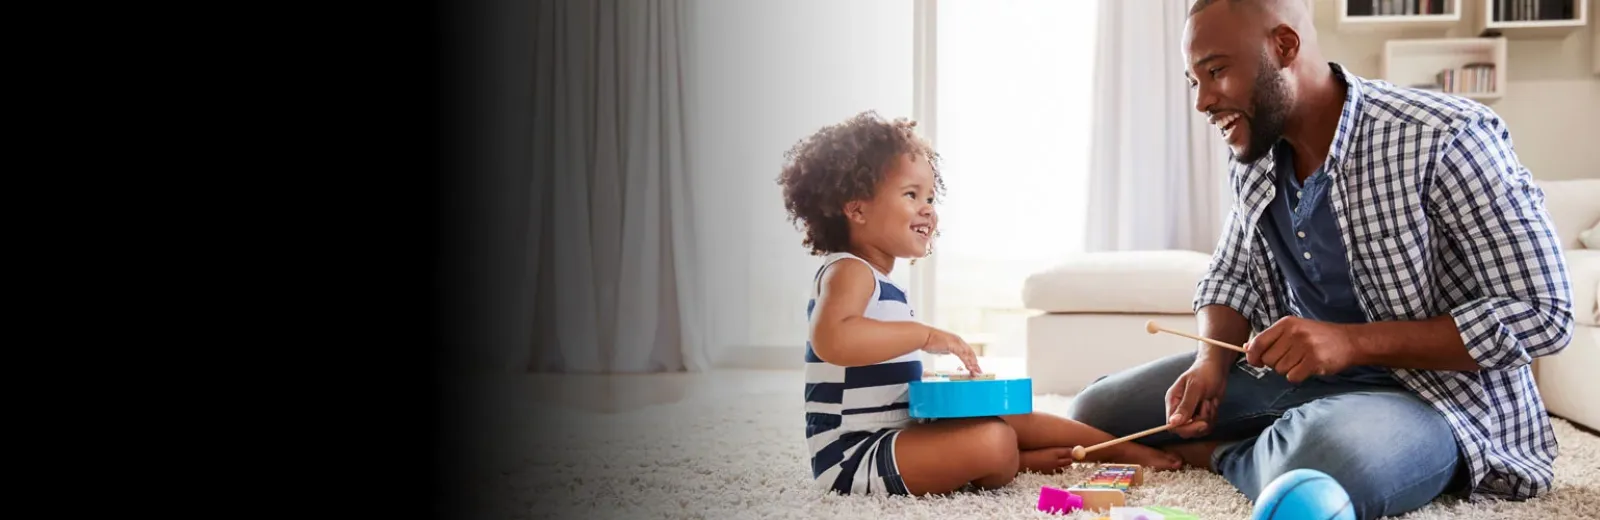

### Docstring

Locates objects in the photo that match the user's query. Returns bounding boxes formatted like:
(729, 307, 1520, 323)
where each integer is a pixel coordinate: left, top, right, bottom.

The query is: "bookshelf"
(1339, 0, 1462, 30)
(1476, 0, 1588, 38)
(1381, 37, 1508, 100)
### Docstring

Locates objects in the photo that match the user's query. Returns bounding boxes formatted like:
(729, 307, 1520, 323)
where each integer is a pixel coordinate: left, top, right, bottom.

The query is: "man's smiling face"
(1184, 0, 1293, 164)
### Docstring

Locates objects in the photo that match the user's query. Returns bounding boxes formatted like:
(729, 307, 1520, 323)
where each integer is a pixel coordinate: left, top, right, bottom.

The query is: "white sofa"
(1022, 250, 1214, 395)
(1530, 179, 1599, 430)
(1023, 179, 1599, 429)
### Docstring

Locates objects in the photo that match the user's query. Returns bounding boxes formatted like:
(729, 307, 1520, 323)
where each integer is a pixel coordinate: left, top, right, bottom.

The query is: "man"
(1066, 1, 1575, 519)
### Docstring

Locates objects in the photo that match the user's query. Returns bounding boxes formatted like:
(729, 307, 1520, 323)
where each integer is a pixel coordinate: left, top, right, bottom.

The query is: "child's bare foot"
(1019, 447, 1074, 474)
(1161, 440, 1222, 471)
(1107, 442, 1183, 471)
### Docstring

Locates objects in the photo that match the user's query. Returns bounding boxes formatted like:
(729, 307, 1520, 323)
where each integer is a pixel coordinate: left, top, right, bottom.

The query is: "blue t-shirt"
(1261, 142, 1393, 385)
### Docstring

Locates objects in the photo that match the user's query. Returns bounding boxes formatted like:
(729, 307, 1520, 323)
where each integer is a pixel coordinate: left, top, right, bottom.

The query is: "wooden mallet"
(1144, 320, 1248, 354)
(1072, 423, 1178, 460)
(1067, 321, 1249, 461)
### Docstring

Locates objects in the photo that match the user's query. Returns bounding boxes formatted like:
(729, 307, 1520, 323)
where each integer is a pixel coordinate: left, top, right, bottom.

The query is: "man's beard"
(1234, 57, 1292, 164)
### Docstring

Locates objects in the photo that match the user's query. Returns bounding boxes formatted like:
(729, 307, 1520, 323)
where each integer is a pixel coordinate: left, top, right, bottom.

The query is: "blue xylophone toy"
(908, 372, 1033, 419)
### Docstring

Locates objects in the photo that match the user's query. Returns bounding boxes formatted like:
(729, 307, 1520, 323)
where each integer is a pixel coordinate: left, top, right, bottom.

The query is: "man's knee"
(1252, 436, 1376, 501)
(1252, 445, 1444, 520)
(1249, 396, 1458, 519)
(1067, 351, 1195, 426)
(1066, 376, 1118, 425)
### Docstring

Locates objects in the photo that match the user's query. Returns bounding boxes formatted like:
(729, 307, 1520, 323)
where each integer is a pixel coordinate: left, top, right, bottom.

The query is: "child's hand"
(921, 326, 982, 375)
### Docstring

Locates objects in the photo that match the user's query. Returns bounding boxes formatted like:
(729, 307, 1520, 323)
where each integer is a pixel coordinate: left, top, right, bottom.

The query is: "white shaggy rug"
(496, 383, 1600, 519)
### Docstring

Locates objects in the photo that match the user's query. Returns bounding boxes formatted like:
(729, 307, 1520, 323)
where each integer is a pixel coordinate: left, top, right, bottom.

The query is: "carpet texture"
(502, 388, 1600, 519)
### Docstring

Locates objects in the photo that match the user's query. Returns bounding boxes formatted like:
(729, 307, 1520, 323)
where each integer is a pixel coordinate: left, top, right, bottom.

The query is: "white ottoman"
(1022, 250, 1213, 395)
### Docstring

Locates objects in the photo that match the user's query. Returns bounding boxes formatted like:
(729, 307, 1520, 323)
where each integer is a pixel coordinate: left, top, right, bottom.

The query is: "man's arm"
(1402, 111, 1575, 371)
(1250, 113, 1571, 377)
(1348, 315, 1479, 371)
(1192, 196, 1261, 360)
(1197, 304, 1251, 365)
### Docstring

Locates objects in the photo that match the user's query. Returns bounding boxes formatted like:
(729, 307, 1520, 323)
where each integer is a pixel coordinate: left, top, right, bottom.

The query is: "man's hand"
(1245, 316, 1360, 383)
(1165, 357, 1229, 438)
(921, 326, 982, 375)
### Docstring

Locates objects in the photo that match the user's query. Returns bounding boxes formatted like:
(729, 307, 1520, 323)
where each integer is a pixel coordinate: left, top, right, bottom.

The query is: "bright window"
(929, 0, 1099, 359)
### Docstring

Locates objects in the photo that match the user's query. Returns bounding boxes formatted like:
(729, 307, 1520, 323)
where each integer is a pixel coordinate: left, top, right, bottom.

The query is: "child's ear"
(844, 201, 867, 223)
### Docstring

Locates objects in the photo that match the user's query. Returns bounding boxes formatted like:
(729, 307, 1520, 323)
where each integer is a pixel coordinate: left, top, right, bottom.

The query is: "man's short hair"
(1189, 0, 1250, 17)
(1189, 0, 1313, 18)
(1189, 0, 1231, 16)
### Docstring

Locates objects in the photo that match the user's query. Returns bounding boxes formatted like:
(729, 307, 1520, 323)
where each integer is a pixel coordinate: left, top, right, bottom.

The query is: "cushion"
(1022, 250, 1211, 314)
(1569, 250, 1600, 327)
(1533, 179, 1600, 251)
(1582, 221, 1599, 250)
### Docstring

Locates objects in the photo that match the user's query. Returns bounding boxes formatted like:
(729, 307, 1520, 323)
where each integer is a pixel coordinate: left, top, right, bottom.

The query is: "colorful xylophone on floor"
(1067, 464, 1145, 511)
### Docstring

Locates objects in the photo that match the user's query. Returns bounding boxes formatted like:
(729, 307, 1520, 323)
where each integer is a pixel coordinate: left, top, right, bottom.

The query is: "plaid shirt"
(1194, 63, 1574, 500)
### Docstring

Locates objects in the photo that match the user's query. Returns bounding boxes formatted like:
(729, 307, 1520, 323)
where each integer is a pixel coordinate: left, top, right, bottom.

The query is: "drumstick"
(1145, 320, 1247, 354)
(1072, 422, 1177, 460)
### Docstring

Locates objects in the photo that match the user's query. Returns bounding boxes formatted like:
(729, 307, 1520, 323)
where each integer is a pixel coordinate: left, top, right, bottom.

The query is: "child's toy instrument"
(907, 373, 1032, 419)
(1101, 506, 1198, 519)
(1068, 464, 1145, 511)
(1072, 422, 1177, 460)
(1145, 319, 1247, 354)
(1037, 485, 1084, 514)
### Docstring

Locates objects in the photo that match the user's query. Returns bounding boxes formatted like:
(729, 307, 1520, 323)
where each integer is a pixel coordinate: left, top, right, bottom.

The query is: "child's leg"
(893, 417, 1020, 495)
(1000, 412, 1181, 473)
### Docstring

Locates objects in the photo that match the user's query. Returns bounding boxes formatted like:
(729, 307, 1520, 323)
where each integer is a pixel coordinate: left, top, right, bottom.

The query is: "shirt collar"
(1234, 63, 1366, 226)
(1241, 62, 1366, 181)
(1324, 62, 1367, 178)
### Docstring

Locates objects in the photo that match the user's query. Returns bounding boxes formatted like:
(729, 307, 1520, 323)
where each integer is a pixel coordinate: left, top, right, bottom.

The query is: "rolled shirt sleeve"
(1194, 203, 1263, 321)
(1431, 113, 1575, 371)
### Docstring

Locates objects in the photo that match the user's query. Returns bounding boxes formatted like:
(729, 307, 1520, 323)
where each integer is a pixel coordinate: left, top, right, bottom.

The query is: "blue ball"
(1250, 469, 1356, 520)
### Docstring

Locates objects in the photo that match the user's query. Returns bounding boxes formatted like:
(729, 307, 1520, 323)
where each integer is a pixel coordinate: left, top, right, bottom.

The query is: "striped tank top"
(803, 252, 923, 483)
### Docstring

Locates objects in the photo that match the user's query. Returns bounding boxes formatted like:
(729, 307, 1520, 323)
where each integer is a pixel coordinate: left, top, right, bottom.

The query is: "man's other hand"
(1245, 316, 1359, 383)
(1165, 356, 1230, 438)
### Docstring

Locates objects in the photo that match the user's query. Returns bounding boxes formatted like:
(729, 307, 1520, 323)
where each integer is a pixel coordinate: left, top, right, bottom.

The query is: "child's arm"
(809, 259, 981, 372)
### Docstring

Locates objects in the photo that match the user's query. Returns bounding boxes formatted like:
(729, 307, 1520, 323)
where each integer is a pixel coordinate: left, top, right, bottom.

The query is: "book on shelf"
(1431, 63, 1496, 94)
(1492, 0, 1577, 22)
(1347, 0, 1450, 16)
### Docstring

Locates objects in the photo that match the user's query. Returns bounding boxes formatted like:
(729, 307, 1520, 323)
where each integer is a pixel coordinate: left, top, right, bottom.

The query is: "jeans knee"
(1252, 443, 1403, 520)
(1067, 352, 1193, 427)
(1067, 379, 1116, 424)
(1236, 392, 1458, 519)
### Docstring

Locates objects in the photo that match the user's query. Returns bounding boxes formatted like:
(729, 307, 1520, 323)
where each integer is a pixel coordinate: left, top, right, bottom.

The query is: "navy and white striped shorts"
(812, 428, 910, 496)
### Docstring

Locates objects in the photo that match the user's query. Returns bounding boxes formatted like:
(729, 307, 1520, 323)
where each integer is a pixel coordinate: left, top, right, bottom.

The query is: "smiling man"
(1065, 0, 1575, 519)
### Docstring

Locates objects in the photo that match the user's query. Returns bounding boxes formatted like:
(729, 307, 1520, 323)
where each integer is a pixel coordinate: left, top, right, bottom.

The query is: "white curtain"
(524, 0, 711, 373)
(1085, 0, 1232, 253)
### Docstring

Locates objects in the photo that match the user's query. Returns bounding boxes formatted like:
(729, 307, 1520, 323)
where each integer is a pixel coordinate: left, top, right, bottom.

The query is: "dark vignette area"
(438, 0, 541, 518)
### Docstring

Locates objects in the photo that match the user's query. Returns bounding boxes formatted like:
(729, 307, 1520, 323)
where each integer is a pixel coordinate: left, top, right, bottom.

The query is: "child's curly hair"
(778, 111, 944, 256)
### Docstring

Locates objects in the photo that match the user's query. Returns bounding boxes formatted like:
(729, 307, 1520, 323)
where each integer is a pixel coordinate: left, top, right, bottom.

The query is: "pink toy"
(1037, 486, 1085, 514)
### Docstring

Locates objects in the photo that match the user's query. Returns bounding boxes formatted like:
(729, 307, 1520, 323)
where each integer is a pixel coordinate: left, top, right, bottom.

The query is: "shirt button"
(1297, 190, 1303, 198)
(1297, 231, 1306, 238)
(1303, 252, 1312, 259)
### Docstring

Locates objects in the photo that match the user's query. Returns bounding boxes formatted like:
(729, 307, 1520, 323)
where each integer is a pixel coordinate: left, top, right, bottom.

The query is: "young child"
(778, 111, 1181, 497)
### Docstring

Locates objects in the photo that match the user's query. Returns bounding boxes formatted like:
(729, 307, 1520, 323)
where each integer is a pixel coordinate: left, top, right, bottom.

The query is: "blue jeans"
(1067, 352, 1467, 520)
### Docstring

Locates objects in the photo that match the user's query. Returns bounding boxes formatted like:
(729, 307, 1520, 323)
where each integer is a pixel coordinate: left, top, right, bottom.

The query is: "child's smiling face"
(848, 152, 939, 260)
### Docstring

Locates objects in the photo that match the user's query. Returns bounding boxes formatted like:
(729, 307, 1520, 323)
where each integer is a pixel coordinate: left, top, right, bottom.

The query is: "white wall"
(689, 0, 915, 362)
(1311, 0, 1599, 181)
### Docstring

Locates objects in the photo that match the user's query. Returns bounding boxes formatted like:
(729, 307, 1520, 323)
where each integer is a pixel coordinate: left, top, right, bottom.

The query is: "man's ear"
(1270, 25, 1300, 64)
